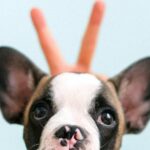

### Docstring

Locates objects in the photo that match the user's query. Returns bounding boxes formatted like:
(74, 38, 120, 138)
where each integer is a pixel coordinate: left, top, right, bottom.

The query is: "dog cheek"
(85, 117, 100, 150)
(38, 111, 75, 149)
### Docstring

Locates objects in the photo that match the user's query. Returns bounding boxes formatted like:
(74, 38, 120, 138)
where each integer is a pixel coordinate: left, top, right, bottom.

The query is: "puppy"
(0, 47, 150, 150)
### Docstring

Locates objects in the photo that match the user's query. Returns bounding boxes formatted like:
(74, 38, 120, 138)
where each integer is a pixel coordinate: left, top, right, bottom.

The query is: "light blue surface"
(0, 0, 150, 149)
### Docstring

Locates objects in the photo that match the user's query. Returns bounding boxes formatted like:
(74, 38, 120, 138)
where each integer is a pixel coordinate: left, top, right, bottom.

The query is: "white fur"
(38, 73, 103, 150)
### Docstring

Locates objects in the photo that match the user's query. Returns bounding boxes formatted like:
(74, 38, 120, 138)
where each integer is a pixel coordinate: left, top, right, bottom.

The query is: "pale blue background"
(0, 0, 149, 149)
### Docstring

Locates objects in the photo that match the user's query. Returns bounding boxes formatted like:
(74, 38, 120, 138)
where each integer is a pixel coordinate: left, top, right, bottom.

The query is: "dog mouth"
(48, 138, 84, 150)
(37, 139, 85, 150)
(39, 145, 82, 150)
(38, 147, 80, 150)
(37, 138, 85, 150)
(59, 138, 84, 150)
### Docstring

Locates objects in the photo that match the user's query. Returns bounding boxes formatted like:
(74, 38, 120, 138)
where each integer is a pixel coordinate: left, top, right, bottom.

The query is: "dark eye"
(97, 109, 116, 127)
(32, 102, 49, 121)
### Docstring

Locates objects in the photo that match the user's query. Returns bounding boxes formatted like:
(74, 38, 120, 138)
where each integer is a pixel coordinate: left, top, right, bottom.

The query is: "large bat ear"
(110, 57, 150, 134)
(0, 47, 46, 124)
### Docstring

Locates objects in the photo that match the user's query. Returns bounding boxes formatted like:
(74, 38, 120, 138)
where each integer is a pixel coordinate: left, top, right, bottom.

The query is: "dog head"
(0, 47, 150, 150)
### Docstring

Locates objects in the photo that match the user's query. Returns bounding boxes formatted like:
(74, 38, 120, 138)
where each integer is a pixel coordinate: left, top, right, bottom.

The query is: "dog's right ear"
(109, 57, 150, 134)
(0, 47, 46, 124)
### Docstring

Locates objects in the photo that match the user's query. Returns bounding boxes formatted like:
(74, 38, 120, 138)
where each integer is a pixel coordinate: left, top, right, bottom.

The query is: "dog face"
(24, 73, 125, 150)
(0, 47, 150, 150)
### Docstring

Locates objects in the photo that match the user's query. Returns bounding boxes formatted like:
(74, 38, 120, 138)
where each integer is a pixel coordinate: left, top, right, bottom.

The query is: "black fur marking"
(89, 87, 119, 150)
(24, 83, 55, 150)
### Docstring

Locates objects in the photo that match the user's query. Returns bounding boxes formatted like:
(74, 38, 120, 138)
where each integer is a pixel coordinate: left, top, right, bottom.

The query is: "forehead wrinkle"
(50, 73, 103, 111)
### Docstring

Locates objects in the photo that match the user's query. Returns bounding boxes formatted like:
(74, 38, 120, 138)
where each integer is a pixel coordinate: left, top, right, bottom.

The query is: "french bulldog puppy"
(0, 46, 149, 150)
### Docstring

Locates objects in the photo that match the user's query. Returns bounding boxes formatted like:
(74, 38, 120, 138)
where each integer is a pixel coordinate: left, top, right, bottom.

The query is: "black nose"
(55, 125, 86, 147)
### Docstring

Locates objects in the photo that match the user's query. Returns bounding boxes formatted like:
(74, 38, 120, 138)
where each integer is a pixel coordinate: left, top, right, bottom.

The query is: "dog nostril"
(60, 139, 68, 146)
(74, 128, 84, 140)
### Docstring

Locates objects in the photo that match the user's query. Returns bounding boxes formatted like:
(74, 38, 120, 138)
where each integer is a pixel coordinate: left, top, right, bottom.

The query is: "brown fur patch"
(95, 74, 125, 149)
(23, 76, 50, 126)
(106, 81, 125, 150)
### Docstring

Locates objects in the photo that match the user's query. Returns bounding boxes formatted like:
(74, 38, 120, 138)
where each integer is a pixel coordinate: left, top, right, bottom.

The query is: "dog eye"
(32, 102, 49, 121)
(98, 109, 116, 127)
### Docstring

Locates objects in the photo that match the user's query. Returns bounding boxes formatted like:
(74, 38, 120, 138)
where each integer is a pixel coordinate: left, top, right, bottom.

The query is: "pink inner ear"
(0, 47, 46, 124)
(119, 71, 150, 133)
(3, 69, 34, 123)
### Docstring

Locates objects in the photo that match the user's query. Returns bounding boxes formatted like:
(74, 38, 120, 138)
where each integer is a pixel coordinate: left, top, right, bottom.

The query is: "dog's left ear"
(110, 57, 150, 134)
(0, 47, 46, 124)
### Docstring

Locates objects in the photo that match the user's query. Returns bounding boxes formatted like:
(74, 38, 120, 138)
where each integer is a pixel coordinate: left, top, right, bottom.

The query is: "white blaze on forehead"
(51, 73, 102, 111)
